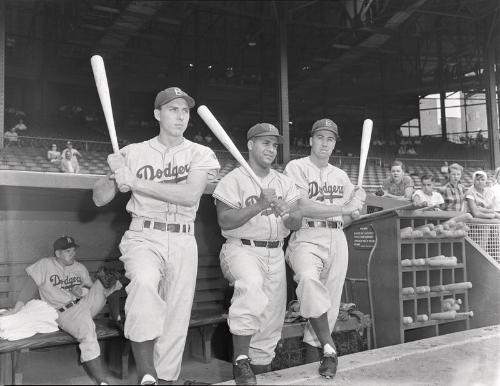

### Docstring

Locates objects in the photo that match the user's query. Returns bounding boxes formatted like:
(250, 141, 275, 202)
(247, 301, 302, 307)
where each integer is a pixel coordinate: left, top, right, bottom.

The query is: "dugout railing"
(466, 219, 500, 264)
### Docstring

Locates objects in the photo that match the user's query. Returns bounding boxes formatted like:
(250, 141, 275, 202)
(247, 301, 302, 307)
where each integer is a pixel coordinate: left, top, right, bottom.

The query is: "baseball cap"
(53, 236, 79, 252)
(247, 123, 283, 143)
(154, 87, 195, 109)
(66, 141, 72, 145)
(311, 118, 340, 139)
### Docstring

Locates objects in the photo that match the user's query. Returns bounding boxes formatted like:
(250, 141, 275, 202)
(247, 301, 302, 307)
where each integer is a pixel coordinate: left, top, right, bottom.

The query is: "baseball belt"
(58, 298, 81, 313)
(143, 220, 191, 233)
(241, 239, 282, 248)
(306, 220, 343, 229)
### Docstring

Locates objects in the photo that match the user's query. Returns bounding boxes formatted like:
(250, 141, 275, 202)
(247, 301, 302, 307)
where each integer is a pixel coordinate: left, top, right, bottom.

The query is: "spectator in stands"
(490, 167, 500, 212)
(412, 174, 444, 210)
(60, 151, 80, 174)
(465, 170, 500, 219)
(440, 161, 449, 175)
(62, 140, 82, 161)
(12, 119, 27, 133)
(439, 163, 466, 212)
(47, 144, 61, 164)
(204, 132, 214, 144)
(406, 145, 417, 155)
(4, 128, 19, 147)
(397, 145, 407, 155)
(377, 160, 414, 200)
(194, 130, 204, 143)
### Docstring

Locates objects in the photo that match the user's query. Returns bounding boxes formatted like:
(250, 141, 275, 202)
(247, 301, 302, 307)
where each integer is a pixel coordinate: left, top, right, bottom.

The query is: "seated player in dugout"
(3, 236, 122, 385)
(283, 118, 366, 379)
(212, 123, 303, 385)
(92, 87, 220, 385)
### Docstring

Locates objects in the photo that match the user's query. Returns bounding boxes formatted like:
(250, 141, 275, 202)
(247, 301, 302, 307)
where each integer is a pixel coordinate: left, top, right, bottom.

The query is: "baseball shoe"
(140, 374, 158, 385)
(319, 352, 338, 379)
(233, 357, 256, 385)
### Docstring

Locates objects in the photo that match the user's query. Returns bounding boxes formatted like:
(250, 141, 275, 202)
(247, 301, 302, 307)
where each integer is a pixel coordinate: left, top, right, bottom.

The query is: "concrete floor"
(20, 325, 500, 385)
(22, 346, 233, 385)
(220, 325, 500, 386)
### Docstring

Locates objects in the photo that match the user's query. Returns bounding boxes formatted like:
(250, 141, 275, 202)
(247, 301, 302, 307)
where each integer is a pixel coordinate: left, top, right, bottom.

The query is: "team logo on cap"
(325, 120, 332, 126)
(174, 88, 183, 96)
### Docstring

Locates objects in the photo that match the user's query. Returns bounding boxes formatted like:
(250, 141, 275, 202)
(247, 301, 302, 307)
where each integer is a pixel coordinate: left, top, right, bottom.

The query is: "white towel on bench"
(0, 300, 59, 341)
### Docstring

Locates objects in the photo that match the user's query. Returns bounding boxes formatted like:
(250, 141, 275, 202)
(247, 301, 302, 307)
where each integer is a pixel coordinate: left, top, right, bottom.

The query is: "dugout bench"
(0, 172, 230, 385)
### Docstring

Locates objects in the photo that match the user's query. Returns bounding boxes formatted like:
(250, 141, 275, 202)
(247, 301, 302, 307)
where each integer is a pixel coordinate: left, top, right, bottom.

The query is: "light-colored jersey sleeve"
(284, 160, 308, 195)
(81, 265, 93, 288)
(281, 173, 301, 204)
(213, 172, 241, 209)
(25, 259, 47, 287)
(190, 145, 221, 182)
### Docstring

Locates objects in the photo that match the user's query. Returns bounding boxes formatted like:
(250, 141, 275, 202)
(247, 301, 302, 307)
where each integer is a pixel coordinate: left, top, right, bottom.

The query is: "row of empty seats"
(0, 147, 490, 188)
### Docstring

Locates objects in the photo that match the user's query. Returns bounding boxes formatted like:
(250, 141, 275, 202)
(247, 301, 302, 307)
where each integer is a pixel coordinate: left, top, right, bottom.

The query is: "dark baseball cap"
(53, 236, 79, 252)
(154, 87, 195, 109)
(247, 123, 283, 143)
(311, 118, 340, 139)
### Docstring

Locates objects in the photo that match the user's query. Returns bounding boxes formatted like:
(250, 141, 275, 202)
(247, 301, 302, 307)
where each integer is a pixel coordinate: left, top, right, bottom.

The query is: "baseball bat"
(357, 119, 373, 187)
(197, 105, 264, 190)
(430, 311, 457, 320)
(90, 55, 119, 155)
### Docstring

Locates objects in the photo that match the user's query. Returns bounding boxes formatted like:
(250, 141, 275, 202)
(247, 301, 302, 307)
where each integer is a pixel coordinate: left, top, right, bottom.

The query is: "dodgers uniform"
(213, 167, 300, 365)
(284, 157, 354, 348)
(26, 257, 122, 362)
(118, 136, 219, 380)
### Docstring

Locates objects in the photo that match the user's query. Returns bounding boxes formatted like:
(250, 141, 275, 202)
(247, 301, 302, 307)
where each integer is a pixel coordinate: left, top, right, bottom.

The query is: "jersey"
(284, 157, 354, 225)
(120, 136, 220, 223)
(212, 166, 300, 241)
(26, 257, 93, 309)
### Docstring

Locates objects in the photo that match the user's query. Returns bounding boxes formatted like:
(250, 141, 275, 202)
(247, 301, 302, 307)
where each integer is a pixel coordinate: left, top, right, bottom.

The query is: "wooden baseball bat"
(90, 55, 119, 155)
(197, 105, 264, 190)
(430, 311, 457, 320)
(357, 119, 373, 187)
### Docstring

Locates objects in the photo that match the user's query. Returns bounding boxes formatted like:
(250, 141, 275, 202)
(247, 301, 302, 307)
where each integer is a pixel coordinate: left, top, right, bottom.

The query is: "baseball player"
(213, 123, 302, 385)
(3, 236, 122, 385)
(92, 87, 220, 385)
(284, 118, 365, 379)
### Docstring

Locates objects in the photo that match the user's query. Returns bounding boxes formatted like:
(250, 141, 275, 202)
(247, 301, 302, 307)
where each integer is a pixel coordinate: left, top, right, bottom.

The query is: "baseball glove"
(96, 266, 121, 289)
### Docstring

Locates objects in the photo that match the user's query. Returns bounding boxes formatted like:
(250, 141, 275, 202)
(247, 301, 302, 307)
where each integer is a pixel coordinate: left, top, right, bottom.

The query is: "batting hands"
(258, 188, 290, 218)
(107, 154, 134, 193)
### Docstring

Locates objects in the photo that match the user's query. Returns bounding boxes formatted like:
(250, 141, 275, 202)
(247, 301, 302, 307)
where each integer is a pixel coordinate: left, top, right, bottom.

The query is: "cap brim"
(311, 127, 339, 139)
(251, 134, 283, 144)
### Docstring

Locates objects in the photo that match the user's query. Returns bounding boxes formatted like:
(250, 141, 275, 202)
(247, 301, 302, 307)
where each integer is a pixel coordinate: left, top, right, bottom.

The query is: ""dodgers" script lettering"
(136, 162, 190, 181)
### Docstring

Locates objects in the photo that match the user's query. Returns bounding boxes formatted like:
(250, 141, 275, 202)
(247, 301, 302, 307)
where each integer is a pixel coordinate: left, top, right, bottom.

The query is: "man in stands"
(60, 150, 80, 174)
(4, 128, 19, 147)
(62, 140, 82, 161)
(47, 144, 61, 164)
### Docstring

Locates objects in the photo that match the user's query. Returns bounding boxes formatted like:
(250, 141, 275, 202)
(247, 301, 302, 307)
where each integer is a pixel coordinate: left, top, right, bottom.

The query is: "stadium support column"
(275, 1, 290, 164)
(485, 42, 500, 168)
(0, 0, 5, 149)
(437, 30, 447, 142)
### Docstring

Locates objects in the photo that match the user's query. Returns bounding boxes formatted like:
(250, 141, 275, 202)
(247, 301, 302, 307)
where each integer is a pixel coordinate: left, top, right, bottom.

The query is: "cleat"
(319, 352, 338, 378)
(233, 357, 256, 385)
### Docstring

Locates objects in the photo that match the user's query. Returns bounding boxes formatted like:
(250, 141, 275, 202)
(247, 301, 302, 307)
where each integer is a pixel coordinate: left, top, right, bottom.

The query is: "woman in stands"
(377, 160, 414, 200)
(490, 167, 500, 212)
(439, 163, 466, 212)
(465, 170, 500, 219)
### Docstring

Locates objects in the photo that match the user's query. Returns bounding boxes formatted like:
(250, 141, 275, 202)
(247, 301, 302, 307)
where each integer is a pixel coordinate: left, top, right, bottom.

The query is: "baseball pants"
(57, 280, 122, 362)
(220, 240, 286, 365)
(119, 226, 197, 381)
(286, 228, 348, 348)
